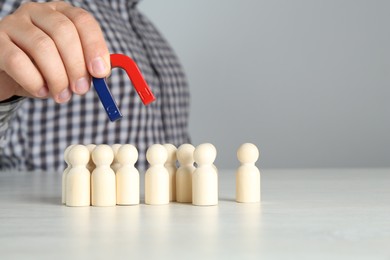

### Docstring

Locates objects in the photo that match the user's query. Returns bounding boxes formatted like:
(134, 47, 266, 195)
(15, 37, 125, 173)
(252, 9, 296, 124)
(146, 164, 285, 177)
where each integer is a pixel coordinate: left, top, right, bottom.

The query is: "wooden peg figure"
(236, 143, 260, 203)
(163, 144, 177, 202)
(192, 143, 218, 206)
(176, 144, 195, 203)
(91, 144, 116, 206)
(145, 144, 169, 205)
(65, 145, 91, 207)
(62, 144, 75, 204)
(116, 144, 140, 205)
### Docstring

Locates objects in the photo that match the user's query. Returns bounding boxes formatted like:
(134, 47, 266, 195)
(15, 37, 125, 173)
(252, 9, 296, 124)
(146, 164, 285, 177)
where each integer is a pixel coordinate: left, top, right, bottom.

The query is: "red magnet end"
(110, 53, 156, 105)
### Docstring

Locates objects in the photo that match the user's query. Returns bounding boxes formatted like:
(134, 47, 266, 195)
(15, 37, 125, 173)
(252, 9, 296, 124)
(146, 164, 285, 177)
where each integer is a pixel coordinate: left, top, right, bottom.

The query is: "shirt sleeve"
(0, 96, 24, 146)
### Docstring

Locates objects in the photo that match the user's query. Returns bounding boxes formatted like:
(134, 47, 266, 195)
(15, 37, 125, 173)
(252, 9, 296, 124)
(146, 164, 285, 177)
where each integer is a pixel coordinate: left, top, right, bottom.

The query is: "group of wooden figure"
(62, 142, 261, 207)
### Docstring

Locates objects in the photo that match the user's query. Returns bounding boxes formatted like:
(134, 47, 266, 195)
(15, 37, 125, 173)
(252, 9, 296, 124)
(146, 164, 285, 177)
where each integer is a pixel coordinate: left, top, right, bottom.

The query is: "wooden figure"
(145, 144, 169, 205)
(236, 143, 260, 203)
(62, 144, 75, 204)
(192, 143, 218, 206)
(91, 144, 116, 206)
(116, 144, 140, 205)
(65, 145, 91, 207)
(176, 144, 195, 203)
(163, 143, 177, 202)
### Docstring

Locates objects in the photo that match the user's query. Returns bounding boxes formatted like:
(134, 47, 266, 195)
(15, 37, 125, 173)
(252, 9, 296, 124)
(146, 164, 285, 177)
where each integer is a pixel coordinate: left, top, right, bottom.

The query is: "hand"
(0, 1, 111, 103)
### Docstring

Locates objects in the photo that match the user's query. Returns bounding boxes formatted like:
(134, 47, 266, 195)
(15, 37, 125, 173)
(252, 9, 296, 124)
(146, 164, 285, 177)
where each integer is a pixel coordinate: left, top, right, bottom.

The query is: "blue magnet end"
(92, 77, 123, 122)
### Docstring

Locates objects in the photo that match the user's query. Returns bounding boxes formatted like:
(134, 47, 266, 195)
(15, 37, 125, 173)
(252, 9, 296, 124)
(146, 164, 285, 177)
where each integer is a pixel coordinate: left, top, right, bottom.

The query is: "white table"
(0, 169, 389, 259)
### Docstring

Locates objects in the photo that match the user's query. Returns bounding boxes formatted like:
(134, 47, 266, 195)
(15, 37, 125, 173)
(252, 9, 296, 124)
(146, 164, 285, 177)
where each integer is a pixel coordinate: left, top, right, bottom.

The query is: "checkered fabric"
(0, 0, 190, 172)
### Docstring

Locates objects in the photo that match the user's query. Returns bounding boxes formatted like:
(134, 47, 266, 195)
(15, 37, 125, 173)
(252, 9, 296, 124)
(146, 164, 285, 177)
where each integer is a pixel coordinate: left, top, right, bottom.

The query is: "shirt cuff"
(0, 95, 24, 104)
(0, 96, 25, 120)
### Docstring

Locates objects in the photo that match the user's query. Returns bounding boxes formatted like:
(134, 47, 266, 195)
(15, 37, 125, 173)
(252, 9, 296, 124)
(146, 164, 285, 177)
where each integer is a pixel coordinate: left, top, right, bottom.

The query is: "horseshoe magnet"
(92, 53, 156, 122)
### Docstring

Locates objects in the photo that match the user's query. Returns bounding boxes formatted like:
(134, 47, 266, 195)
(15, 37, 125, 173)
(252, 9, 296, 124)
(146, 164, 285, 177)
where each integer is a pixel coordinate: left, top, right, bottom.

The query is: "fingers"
(0, 31, 48, 100)
(28, 4, 91, 96)
(53, 2, 111, 77)
(0, 2, 110, 103)
(4, 16, 71, 103)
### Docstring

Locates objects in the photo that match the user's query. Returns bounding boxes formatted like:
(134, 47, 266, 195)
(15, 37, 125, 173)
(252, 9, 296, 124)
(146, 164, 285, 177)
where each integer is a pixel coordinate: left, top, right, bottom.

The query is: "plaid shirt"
(0, 0, 190, 172)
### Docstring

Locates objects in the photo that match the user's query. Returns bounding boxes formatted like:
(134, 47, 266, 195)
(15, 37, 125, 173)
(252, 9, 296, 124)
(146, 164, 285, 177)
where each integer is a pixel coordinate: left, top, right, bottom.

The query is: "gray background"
(139, 0, 390, 169)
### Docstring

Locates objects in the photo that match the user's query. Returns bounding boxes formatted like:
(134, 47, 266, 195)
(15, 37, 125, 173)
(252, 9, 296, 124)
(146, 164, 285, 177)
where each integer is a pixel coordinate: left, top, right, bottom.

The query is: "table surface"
(0, 168, 389, 259)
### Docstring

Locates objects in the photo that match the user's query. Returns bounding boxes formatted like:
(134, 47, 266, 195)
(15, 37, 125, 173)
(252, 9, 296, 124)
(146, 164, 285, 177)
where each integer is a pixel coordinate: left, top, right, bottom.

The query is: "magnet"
(92, 54, 156, 122)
